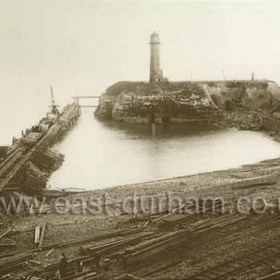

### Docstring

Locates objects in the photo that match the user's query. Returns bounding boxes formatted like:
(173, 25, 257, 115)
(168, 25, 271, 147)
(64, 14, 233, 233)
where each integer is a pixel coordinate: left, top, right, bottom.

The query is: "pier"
(0, 103, 80, 195)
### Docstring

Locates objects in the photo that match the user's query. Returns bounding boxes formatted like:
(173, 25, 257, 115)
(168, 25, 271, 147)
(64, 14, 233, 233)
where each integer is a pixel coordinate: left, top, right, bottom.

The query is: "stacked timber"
(31, 149, 64, 172)
(82, 232, 154, 257)
(22, 149, 64, 195)
(0, 252, 34, 276)
(122, 214, 246, 267)
(23, 162, 47, 195)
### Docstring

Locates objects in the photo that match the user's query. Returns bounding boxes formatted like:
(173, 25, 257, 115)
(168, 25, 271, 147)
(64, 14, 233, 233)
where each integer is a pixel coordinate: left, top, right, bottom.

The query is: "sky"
(1, 0, 280, 143)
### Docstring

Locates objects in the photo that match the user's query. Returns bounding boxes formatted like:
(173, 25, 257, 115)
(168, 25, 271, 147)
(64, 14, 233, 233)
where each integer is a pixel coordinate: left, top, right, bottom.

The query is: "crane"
(49, 85, 60, 116)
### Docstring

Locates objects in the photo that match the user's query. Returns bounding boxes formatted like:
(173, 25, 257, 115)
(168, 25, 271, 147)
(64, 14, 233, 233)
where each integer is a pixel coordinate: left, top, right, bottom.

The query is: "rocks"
(95, 80, 280, 126)
(95, 82, 221, 123)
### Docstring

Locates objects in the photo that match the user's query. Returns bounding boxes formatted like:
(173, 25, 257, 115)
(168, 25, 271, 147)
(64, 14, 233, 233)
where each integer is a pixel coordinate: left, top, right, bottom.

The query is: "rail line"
(130, 214, 280, 278)
(186, 238, 280, 280)
(120, 215, 247, 275)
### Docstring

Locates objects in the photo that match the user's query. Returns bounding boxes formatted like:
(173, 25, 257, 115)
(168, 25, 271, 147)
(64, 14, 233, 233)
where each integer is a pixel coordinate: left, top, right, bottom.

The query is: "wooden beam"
(45, 247, 55, 257)
(39, 221, 47, 248)
(34, 225, 40, 245)
(0, 227, 12, 240)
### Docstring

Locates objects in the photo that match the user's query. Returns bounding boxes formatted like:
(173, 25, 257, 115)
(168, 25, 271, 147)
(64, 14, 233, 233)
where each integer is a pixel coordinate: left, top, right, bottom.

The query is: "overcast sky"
(1, 0, 280, 103)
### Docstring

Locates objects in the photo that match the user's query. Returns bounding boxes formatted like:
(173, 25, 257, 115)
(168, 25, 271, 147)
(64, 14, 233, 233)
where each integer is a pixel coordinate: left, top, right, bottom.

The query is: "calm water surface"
(48, 109, 280, 190)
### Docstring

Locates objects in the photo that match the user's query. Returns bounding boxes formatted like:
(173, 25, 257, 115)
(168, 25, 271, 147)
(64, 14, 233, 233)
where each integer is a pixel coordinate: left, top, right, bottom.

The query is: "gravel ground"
(1, 157, 280, 279)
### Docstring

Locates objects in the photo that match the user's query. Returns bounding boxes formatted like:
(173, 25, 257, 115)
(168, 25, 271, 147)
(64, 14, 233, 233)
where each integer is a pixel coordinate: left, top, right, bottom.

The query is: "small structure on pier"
(72, 95, 99, 107)
(48, 86, 60, 117)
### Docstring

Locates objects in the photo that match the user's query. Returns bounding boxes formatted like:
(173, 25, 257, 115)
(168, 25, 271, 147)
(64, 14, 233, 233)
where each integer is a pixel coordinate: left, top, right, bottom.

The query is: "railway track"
(23, 230, 153, 280)
(129, 214, 280, 279)
(12, 213, 279, 280)
(185, 237, 280, 280)
(121, 215, 247, 274)
(4, 213, 280, 279)
(19, 213, 280, 280)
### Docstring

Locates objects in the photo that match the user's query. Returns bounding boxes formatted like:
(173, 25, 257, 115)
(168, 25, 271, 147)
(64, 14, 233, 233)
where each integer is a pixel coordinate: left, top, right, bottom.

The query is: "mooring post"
(151, 123, 156, 136)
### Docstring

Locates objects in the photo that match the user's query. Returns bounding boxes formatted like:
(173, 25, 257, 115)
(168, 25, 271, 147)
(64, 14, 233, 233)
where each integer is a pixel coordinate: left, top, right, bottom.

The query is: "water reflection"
(48, 109, 280, 190)
(99, 119, 222, 139)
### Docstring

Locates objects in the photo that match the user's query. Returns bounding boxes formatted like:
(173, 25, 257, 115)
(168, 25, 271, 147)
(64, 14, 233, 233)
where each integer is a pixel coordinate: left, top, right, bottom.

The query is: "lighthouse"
(149, 31, 163, 83)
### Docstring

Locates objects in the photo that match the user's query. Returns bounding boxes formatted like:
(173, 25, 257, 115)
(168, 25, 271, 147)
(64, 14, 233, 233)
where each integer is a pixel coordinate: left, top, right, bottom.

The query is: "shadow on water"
(96, 119, 223, 140)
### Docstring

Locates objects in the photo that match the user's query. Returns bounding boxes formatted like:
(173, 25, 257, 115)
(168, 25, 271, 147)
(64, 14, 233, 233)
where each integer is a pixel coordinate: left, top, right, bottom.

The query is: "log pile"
(31, 149, 64, 173)
(23, 162, 47, 195)
(22, 149, 64, 196)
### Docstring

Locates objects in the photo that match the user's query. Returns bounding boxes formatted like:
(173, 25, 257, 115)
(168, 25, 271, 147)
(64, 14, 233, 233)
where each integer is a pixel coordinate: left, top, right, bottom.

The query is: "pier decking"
(0, 103, 80, 194)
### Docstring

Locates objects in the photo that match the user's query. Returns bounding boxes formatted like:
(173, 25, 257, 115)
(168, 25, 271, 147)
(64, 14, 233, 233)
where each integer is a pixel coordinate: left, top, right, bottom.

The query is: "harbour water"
(47, 109, 280, 190)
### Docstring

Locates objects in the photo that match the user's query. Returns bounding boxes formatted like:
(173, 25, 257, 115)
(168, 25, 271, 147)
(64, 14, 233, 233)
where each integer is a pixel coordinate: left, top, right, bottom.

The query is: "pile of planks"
(123, 214, 247, 267)
(31, 149, 64, 173)
(0, 252, 34, 276)
(23, 149, 64, 195)
(29, 255, 103, 280)
(83, 232, 154, 257)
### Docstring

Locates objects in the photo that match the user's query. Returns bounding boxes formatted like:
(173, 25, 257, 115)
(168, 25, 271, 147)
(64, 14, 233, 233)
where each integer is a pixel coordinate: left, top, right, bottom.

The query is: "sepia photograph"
(1, 0, 280, 279)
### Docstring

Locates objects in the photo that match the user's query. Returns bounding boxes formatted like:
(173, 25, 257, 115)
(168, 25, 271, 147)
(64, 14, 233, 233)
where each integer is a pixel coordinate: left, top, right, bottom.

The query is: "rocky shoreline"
(95, 80, 280, 125)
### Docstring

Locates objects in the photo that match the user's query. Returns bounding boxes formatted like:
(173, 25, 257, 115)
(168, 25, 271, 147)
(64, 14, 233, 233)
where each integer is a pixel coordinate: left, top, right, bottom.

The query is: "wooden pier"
(0, 103, 80, 195)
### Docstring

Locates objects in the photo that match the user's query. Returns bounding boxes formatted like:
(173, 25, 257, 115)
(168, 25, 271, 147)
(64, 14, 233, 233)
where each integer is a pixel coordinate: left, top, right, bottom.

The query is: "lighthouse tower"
(149, 31, 162, 83)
